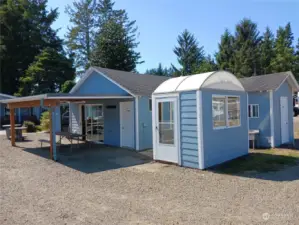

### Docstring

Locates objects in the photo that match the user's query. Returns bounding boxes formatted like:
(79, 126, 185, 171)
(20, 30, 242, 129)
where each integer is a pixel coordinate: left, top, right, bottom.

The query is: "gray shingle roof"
(239, 71, 292, 92)
(94, 67, 170, 96)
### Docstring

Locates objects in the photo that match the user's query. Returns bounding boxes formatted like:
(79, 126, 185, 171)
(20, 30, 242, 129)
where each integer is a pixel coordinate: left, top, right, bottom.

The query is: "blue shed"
(152, 71, 249, 169)
(69, 67, 168, 150)
(240, 71, 299, 148)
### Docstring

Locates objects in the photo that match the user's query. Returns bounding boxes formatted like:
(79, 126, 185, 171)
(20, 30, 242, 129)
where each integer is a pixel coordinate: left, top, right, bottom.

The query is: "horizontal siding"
(180, 91, 198, 169)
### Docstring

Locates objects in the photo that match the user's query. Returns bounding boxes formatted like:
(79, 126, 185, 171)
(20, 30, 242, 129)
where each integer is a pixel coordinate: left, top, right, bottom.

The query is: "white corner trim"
(119, 102, 123, 147)
(152, 96, 157, 159)
(177, 95, 181, 166)
(197, 90, 205, 169)
(247, 94, 250, 151)
(135, 97, 140, 150)
(269, 91, 275, 148)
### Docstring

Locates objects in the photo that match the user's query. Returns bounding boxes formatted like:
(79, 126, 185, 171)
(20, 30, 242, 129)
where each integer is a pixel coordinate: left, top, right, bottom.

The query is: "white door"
(280, 97, 289, 144)
(120, 101, 135, 148)
(154, 97, 179, 163)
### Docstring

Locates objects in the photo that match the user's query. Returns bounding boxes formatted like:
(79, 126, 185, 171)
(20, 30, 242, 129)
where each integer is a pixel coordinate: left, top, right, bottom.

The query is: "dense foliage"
(0, 0, 75, 95)
(1, 0, 298, 96)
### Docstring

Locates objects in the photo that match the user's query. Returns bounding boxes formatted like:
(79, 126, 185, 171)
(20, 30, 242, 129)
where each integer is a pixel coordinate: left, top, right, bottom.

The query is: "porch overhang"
(0, 93, 134, 160)
(0, 93, 134, 109)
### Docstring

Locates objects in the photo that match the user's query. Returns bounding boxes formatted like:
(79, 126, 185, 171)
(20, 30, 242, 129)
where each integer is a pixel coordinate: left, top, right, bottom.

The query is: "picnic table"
(249, 130, 259, 149)
(7, 127, 26, 141)
(3, 124, 23, 140)
(56, 131, 85, 150)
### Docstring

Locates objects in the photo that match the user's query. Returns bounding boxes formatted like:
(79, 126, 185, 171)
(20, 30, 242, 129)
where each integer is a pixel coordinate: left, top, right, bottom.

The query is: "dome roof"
(153, 71, 245, 94)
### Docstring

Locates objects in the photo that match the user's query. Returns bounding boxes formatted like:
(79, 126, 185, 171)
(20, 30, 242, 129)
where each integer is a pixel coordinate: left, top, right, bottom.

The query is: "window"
(248, 104, 259, 118)
(212, 95, 241, 129)
(227, 97, 240, 127)
(149, 99, 152, 111)
(212, 97, 226, 128)
(158, 101, 174, 145)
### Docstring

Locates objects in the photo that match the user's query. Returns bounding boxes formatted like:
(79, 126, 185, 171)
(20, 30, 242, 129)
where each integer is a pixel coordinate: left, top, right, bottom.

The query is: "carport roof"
(0, 93, 133, 104)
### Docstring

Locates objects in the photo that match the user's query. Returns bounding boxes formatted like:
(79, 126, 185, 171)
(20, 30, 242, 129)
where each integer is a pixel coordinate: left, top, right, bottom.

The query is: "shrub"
(40, 111, 50, 131)
(23, 121, 36, 132)
(36, 125, 42, 132)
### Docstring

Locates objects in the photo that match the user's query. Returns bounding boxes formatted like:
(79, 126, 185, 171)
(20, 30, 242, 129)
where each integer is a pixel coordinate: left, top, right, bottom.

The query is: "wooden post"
(10, 107, 16, 146)
(49, 107, 53, 159)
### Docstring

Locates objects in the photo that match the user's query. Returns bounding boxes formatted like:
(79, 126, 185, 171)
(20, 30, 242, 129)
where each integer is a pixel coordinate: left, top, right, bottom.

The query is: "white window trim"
(212, 94, 241, 130)
(248, 104, 259, 118)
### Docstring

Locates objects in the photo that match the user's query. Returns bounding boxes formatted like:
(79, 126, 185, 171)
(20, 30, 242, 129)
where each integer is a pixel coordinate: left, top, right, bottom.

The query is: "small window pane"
(228, 97, 240, 127)
(248, 105, 251, 118)
(158, 101, 174, 145)
(252, 105, 259, 118)
(149, 99, 152, 111)
(212, 97, 226, 128)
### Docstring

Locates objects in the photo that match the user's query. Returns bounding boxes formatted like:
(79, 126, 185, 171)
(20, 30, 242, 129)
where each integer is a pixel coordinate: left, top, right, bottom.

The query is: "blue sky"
(48, 0, 299, 73)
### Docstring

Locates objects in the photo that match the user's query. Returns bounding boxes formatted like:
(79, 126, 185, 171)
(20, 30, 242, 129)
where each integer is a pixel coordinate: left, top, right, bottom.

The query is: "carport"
(0, 93, 133, 160)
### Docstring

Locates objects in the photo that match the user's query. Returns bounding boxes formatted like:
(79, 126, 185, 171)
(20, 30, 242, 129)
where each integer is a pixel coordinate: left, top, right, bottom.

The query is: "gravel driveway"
(1, 134, 299, 225)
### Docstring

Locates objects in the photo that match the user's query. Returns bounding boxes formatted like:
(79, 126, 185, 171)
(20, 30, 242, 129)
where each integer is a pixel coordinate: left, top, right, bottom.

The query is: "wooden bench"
(38, 139, 50, 148)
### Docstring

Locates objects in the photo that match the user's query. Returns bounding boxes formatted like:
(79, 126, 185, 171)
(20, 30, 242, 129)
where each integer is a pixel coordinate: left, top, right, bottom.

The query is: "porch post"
(51, 106, 57, 161)
(49, 107, 53, 159)
(10, 107, 16, 146)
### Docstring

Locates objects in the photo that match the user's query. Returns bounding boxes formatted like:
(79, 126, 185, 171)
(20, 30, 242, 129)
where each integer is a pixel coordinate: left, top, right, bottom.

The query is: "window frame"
(212, 94, 241, 130)
(248, 104, 259, 119)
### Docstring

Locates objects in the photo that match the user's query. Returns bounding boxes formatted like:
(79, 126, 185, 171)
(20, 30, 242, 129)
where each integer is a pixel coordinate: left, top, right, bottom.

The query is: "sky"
(48, 0, 299, 73)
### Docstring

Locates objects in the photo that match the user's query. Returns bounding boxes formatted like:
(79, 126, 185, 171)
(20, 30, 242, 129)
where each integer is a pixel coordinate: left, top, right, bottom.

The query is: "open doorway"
(83, 104, 104, 143)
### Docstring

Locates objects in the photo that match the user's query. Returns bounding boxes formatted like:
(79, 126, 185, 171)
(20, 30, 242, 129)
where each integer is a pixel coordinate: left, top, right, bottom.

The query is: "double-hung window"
(212, 95, 241, 129)
(248, 104, 259, 118)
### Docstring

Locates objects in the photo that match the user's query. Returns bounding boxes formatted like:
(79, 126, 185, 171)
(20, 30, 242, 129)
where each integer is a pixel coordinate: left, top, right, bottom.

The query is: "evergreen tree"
(65, 0, 97, 75)
(0, 0, 62, 95)
(215, 29, 234, 71)
(196, 55, 218, 73)
(145, 63, 172, 76)
(293, 38, 299, 80)
(259, 27, 274, 74)
(18, 48, 75, 96)
(173, 29, 204, 75)
(233, 18, 262, 77)
(91, 5, 142, 71)
(271, 23, 295, 73)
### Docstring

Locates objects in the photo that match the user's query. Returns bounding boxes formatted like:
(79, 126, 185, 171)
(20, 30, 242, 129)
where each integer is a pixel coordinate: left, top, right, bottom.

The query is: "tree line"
(147, 19, 299, 79)
(1, 0, 298, 96)
(0, 0, 142, 96)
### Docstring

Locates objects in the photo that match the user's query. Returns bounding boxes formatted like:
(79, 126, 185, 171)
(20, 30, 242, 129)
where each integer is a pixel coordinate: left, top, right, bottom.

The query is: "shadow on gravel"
(209, 153, 299, 182)
(23, 144, 152, 174)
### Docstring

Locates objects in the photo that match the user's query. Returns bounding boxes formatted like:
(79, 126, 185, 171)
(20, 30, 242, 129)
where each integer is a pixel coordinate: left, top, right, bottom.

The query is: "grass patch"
(214, 149, 299, 174)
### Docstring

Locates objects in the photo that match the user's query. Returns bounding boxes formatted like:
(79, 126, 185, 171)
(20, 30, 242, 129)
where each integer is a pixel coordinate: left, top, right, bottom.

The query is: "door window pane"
(158, 101, 174, 145)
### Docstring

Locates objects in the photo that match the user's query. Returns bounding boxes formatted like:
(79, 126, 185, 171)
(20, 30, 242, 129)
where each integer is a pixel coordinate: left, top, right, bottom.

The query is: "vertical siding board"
(180, 91, 199, 169)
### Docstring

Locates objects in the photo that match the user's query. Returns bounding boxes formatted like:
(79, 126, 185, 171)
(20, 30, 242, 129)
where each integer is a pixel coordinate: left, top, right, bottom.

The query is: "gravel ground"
(1, 132, 299, 225)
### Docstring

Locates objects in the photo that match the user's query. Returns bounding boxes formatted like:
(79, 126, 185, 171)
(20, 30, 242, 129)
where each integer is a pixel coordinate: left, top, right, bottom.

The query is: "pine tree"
(0, 0, 62, 95)
(91, 5, 142, 71)
(173, 29, 204, 75)
(271, 23, 295, 73)
(196, 55, 218, 73)
(18, 48, 75, 96)
(65, 0, 97, 75)
(215, 29, 234, 71)
(293, 38, 299, 80)
(145, 63, 172, 76)
(259, 27, 274, 74)
(233, 18, 262, 77)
